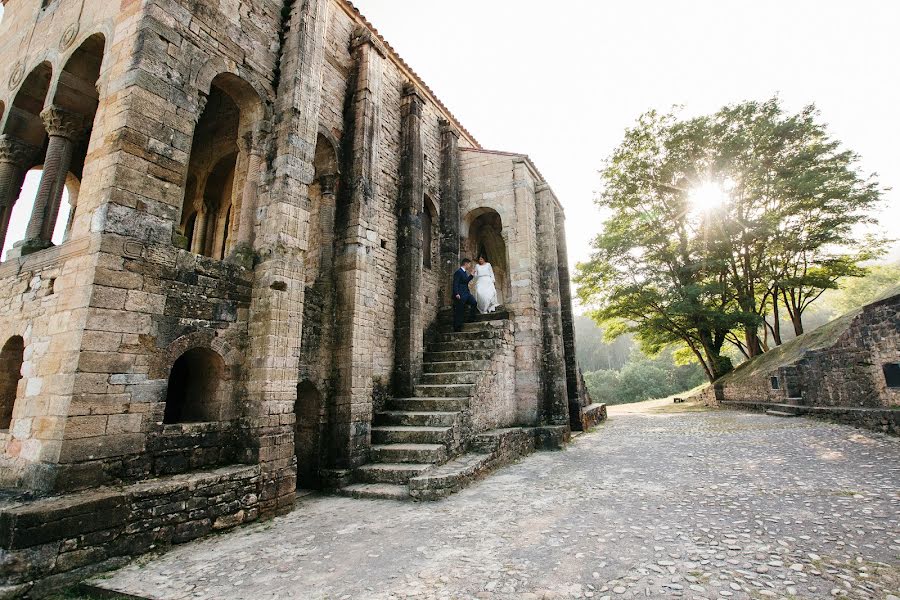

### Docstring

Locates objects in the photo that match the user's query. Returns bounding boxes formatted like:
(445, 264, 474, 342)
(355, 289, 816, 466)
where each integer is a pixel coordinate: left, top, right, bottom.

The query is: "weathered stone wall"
(800, 294, 900, 408)
(0, 464, 261, 598)
(711, 292, 900, 433)
(465, 319, 516, 433)
(458, 149, 570, 428)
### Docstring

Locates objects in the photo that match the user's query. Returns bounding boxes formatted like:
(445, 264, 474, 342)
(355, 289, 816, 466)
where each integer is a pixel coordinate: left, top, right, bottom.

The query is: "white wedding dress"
(474, 263, 499, 314)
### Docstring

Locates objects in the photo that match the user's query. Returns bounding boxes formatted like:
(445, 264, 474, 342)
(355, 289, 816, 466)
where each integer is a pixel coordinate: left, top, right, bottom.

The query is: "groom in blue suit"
(452, 258, 477, 332)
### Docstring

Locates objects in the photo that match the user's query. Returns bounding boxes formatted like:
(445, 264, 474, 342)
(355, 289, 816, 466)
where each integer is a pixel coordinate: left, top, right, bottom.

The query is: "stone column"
(230, 128, 264, 268)
(20, 107, 83, 255)
(393, 84, 425, 397)
(191, 208, 208, 255)
(0, 135, 38, 252)
(316, 173, 338, 273)
(554, 205, 579, 408)
(535, 183, 569, 426)
(438, 120, 461, 308)
(244, 0, 327, 507)
(329, 26, 384, 474)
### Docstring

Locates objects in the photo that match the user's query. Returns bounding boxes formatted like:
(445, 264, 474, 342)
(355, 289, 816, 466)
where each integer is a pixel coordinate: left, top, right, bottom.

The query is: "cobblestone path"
(91, 409, 899, 600)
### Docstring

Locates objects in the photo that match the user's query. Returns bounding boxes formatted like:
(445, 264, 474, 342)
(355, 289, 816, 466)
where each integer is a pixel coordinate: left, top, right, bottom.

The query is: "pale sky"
(3, 1, 898, 266)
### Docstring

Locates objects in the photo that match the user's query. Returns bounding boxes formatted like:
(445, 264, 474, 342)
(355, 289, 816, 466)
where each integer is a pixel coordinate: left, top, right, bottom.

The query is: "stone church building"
(0, 0, 600, 592)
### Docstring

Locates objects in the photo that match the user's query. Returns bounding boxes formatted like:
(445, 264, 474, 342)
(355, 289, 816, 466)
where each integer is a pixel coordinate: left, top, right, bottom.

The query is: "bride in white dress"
(473, 256, 499, 314)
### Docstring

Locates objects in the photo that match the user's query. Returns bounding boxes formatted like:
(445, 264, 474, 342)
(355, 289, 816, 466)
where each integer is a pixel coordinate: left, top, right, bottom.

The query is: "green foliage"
(583, 348, 707, 405)
(576, 98, 886, 381)
(574, 315, 633, 372)
(823, 262, 900, 314)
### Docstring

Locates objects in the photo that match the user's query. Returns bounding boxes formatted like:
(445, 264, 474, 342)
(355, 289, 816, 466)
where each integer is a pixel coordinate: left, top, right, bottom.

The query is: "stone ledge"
(720, 401, 900, 435)
(574, 403, 607, 431)
(0, 464, 266, 597)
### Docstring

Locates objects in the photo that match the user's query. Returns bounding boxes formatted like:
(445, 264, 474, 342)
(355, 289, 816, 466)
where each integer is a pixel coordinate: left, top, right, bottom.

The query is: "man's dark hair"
(460, 258, 472, 266)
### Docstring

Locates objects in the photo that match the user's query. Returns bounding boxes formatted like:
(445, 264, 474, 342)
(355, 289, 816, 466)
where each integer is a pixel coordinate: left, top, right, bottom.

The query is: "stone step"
(424, 359, 489, 374)
(421, 371, 482, 385)
(429, 339, 501, 353)
(370, 443, 447, 464)
(414, 383, 474, 398)
(387, 397, 468, 411)
(424, 349, 494, 362)
(371, 425, 453, 445)
(339, 483, 410, 501)
(766, 409, 799, 418)
(438, 309, 511, 324)
(375, 410, 460, 427)
(434, 330, 500, 343)
(354, 462, 432, 484)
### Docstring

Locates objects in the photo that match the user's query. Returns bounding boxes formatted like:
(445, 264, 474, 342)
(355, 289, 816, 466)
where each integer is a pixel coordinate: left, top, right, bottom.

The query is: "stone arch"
(294, 380, 323, 489)
(180, 73, 264, 259)
(423, 194, 437, 270)
(463, 208, 510, 305)
(0, 336, 25, 430)
(163, 347, 230, 424)
(49, 33, 104, 231)
(304, 133, 340, 285)
(3, 61, 53, 147)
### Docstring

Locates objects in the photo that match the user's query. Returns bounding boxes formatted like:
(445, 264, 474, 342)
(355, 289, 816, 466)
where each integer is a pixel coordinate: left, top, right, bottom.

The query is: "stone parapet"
(0, 464, 263, 598)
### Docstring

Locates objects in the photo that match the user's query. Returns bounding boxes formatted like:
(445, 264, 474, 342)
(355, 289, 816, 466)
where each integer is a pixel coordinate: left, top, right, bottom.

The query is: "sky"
(3, 1, 899, 266)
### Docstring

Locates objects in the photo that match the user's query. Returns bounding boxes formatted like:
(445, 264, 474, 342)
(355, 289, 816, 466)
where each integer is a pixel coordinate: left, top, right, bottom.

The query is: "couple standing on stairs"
(452, 256, 499, 332)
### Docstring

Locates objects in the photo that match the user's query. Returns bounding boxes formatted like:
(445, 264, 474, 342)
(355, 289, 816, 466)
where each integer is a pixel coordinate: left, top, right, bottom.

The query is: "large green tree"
(576, 98, 884, 381)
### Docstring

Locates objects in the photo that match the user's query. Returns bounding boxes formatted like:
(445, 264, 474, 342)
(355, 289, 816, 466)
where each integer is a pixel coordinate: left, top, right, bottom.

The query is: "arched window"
(0, 62, 52, 257)
(295, 380, 323, 489)
(422, 196, 436, 270)
(0, 336, 25, 430)
(181, 74, 262, 260)
(164, 347, 228, 424)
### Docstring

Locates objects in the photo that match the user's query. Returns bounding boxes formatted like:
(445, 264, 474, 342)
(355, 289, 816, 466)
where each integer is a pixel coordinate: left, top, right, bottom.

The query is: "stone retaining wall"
(0, 464, 261, 598)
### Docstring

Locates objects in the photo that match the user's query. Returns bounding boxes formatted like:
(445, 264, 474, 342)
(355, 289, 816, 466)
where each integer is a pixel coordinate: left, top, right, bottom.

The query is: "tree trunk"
(791, 311, 804, 336)
(771, 293, 783, 346)
(744, 326, 762, 358)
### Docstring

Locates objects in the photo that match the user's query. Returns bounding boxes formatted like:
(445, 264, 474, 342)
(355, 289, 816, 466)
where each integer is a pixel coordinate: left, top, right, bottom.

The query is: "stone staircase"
(341, 310, 510, 500)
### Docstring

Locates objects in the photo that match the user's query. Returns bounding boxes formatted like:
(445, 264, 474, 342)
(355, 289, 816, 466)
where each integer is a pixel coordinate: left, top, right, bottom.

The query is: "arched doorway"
(164, 347, 227, 423)
(464, 208, 510, 305)
(0, 336, 24, 430)
(295, 380, 323, 489)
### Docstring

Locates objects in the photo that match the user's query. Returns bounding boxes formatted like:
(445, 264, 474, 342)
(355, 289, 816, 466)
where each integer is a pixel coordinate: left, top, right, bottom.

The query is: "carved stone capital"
(350, 25, 387, 57)
(318, 173, 338, 196)
(239, 128, 265, 157)
(0, 135, 39, 166)
(438, 118, 460, 139)
(40, 106, 84, 140)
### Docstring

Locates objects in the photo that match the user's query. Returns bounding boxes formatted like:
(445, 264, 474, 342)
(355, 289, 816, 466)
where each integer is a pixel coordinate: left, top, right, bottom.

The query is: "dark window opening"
(884, 363, 900, 389)
(422, 204, 433, 270)
(770, 376, 780, 390)
(164, 347, 226, 423)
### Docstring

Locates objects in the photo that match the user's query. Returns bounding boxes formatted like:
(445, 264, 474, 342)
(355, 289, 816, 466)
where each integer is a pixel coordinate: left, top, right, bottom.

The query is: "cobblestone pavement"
(91, 409, 900, 600)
